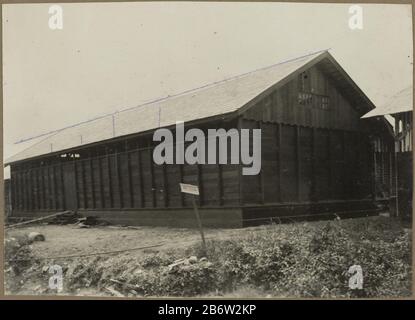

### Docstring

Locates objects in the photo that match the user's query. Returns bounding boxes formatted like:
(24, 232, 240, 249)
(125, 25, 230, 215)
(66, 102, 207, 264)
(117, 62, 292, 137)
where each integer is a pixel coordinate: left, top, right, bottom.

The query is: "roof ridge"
(120, 48, 329, 112)
(14, 49, 329, 145)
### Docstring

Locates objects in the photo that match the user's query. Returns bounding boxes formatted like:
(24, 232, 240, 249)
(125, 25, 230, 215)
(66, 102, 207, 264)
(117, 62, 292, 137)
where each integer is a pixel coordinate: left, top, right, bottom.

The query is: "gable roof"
(5, 50, 376, 165)
(362, 86, 413, 118)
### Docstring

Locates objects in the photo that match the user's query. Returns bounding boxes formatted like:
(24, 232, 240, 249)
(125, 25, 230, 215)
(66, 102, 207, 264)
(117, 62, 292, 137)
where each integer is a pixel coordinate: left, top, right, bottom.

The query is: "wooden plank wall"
(10, 127, 389, 212)
(10, 143, 241, 213)
(240, 118, 375, 205)
(11, 163, 66, 212)
(239, 61, 393, 205)
(373, 136, 395, 198)
(243, 64, 363, 131)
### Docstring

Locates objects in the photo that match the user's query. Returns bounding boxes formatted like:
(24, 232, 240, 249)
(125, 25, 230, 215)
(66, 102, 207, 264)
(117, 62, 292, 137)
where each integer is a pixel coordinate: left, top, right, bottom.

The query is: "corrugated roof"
(362, 86, 413, 118)
(6, 50, 373, 164)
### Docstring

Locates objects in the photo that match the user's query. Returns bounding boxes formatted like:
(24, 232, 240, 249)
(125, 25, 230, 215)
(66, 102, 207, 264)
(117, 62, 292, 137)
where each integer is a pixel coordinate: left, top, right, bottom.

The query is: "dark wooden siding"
(238, 61, 392, 206)
(10, 129, 241, 213)
(239, 118, 376, 205)
(243, 64, 363, 131)
(260, 123, 279, 203)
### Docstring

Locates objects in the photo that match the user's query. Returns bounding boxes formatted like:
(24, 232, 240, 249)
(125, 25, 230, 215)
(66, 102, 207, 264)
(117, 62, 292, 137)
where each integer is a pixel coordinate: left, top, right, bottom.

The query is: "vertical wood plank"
(90, 159, 96, 209)
(15, 171, 19, 211)
(107, 154, 114, 208)
(48, 166, 53, 210)
(389, 151, 393, 196)
(277, 122, 282, 203)
(27, 170, 33, 211)
(179, 163, 185, 207)
(149, 147, 156, 208)
(19, 171, 23, 211)
(10, 171, 15, 211)
(17, 171, 21, 211)
(327, 130, 333, 199)
(381, 150, 385, 184)
(81, 161, 87, 208)
(115, 153, 124, 208)
(342, 131, 346, 199)
(17, 171, 21, 210)
(311, 127, 317, 202)
(10, 171, 16, 211)
(52, 166, 57, 210)
(20, 171, 25, 211)
(30, 169, 35, 211)
(127, 152, 134, 208)
(53, 165, 59, 209)
(372, 142, 377, 199)
(296, 125, 301, 202)
(237, 117, 243, 206)
(23, 170, 28, 211)
(258, 121, 265, 204)
(60, 164, 66, 210)
(19, 171, 24, 211)
(218, 164, 223, 206)
(137, 149, 145, 208)
(36, 168, 41, 210)
(73, 162, 79, 210)
(32, 169, 37, 211)
(217, 140, 224, 206)
(98, 157, 106, 208)
(395, 116, 399, 151)
(55, 166, 61, 210)
(197, 164, 203, 206)
(47, 166, 53, 210)
(163, 163, 169, 207)
(14, 171, 18, 211)
(24, 170, 28, 211)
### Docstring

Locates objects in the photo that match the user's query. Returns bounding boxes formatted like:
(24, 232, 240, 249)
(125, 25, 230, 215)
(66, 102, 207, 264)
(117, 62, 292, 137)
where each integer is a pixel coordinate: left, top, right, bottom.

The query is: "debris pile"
(75, 216, 110, 228)
(46, 211, 110, 227)
(167, 255, 212, 272)
(28, 232, 45, 242)
(48, 211, 81, 225)
(4, 235, 35, 281)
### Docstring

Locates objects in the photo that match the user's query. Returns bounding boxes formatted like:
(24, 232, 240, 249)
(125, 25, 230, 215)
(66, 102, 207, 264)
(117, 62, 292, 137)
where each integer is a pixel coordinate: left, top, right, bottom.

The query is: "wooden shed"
(5, 51, 395, 227)
(362, 86, 412, 218)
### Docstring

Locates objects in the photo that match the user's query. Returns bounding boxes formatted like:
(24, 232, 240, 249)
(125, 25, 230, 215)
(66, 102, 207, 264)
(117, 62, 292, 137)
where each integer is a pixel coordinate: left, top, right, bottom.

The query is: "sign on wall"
(179, 183, 200, 195)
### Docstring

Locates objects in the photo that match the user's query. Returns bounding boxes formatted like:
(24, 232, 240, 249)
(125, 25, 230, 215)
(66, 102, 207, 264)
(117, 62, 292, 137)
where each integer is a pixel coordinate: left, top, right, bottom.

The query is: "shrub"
(52, 217, 411, 298)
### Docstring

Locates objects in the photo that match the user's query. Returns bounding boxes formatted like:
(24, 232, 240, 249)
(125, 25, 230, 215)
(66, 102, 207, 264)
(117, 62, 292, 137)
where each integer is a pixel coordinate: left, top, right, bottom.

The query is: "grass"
(5, 216, 412, 298)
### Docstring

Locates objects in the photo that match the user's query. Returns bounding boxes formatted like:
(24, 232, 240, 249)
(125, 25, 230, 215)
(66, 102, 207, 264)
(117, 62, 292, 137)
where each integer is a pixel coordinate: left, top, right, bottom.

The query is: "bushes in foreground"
(62, 217, 412, 297)
(185, 220, 411, 297)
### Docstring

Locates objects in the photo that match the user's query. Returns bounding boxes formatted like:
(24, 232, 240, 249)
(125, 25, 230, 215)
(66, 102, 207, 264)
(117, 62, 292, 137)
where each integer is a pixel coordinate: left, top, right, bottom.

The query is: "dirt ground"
(5, 223, 271, 297)
(5, 224, 257, 260)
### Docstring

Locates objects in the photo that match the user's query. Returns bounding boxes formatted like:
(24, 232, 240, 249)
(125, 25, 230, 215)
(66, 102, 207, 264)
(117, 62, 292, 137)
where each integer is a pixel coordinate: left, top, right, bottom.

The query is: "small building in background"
(362, 86, 413, 218)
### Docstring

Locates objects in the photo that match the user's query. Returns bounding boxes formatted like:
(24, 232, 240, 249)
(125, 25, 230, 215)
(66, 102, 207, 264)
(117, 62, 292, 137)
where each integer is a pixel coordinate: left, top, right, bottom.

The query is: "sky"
(2, 2, 413, 177)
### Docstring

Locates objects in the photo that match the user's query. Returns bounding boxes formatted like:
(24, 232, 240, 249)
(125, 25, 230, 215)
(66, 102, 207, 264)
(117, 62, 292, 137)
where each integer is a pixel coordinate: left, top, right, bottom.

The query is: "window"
(298, 71, 330, 109)
(298, 92, 313, 105)
(321, 96, 329, 110)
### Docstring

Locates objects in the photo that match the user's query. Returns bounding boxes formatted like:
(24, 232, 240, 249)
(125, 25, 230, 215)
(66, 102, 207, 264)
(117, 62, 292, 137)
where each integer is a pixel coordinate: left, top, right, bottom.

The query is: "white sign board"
(179, 183, 199, 195)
